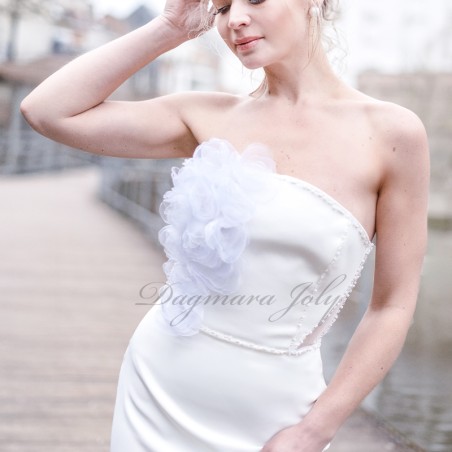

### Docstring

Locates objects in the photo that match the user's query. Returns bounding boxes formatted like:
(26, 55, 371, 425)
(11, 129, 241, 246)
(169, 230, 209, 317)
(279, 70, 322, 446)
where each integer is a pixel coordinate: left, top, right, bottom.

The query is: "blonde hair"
(318, 0, 341, 53)
(323, 0, 339, 21)
(189, 0, 215, 37)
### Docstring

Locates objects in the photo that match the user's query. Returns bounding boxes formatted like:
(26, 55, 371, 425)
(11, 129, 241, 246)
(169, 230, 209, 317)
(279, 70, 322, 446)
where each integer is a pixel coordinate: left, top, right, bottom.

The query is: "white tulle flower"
(156, 138, 276, 336)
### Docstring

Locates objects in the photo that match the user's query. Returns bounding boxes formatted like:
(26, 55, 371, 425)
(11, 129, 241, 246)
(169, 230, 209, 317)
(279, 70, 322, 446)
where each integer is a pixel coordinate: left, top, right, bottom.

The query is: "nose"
(228, 4, 251, 29)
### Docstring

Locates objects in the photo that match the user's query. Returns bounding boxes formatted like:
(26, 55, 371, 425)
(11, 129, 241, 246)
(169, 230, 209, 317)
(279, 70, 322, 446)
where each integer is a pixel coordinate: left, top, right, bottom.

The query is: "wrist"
(295, 416, 335, 446)
(134, 15, 189, 56)
(156, 15, 193, 45)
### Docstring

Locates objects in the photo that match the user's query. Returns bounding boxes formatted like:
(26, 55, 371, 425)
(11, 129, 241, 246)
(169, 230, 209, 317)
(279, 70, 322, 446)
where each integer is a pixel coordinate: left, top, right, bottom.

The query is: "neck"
(262, 45, 344, 104)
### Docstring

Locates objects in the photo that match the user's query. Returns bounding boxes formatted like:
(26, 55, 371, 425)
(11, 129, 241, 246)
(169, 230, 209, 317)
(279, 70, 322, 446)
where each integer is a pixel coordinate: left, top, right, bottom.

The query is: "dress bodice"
(155, 138, 375, 356)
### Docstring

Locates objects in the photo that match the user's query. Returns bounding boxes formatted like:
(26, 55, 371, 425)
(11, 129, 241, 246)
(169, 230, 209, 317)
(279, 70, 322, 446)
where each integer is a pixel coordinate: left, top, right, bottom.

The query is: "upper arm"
(21, 92, 202, 159)
(370, 104, 430, 313)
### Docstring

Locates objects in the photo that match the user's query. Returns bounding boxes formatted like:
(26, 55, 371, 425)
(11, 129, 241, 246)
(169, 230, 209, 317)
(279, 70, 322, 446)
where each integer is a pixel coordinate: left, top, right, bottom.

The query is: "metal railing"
(0, 126, 184, 242)
(98, 157, 183, 244)
(0, 128, 99, 174)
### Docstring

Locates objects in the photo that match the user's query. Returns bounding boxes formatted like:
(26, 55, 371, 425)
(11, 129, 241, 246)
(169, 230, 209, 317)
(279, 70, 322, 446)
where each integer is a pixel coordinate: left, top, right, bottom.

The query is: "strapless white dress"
(110, 139, 375, 451)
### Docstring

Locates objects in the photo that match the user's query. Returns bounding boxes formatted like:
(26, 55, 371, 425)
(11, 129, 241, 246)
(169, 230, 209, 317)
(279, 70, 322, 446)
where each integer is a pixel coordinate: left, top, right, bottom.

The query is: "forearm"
(21, 16, 186, 123)
(300, 303, 414, 443)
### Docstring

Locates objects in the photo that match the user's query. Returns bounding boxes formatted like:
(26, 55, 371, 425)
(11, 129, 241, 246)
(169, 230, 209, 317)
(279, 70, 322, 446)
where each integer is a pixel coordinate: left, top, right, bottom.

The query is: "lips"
(233, 36, 263, 52)
(234, 36, 262, 46)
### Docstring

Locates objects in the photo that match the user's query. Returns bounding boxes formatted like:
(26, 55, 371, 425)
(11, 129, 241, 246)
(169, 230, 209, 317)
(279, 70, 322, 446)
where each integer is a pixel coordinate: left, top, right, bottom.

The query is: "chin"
(236, 55, 267, 71)
(235, 52, 277, 71)
(242, 61, 264, 70)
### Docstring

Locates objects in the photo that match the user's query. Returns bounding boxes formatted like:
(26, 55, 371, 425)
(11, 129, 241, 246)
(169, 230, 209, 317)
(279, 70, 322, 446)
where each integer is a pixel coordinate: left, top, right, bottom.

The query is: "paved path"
(0, 167, 422, 451)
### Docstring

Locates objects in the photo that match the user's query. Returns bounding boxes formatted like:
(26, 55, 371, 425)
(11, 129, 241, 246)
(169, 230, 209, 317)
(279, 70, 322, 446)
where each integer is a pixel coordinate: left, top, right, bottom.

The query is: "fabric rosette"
(156, 138, 276, 336)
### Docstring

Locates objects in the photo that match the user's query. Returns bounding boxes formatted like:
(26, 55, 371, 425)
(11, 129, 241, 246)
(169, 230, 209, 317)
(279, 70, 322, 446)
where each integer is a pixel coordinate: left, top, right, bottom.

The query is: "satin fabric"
(110, 139, 374, 451)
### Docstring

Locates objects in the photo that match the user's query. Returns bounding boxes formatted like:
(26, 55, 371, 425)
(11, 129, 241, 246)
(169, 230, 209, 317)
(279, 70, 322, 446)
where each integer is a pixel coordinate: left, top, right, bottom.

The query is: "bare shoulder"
(372, 102, 429, 192)
(351, 93, 429, 158)
(348, 91, 430, 205)
(339, 89, 429, 185)
(369, 100, 427, 148)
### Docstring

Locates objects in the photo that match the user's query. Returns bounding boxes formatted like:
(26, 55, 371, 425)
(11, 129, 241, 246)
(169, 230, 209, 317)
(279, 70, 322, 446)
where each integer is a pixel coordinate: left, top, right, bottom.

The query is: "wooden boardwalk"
(0, 167, 422, 451)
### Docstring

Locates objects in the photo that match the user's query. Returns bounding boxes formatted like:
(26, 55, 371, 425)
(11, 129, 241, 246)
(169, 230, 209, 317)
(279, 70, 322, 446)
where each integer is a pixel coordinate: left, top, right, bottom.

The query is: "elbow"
(20, 96, 41, 132)
(20, 96, 56, 136)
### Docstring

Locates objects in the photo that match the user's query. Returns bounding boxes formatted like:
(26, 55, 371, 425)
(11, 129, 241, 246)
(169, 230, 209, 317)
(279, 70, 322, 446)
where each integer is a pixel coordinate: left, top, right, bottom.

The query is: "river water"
(322, 228, 452, 451)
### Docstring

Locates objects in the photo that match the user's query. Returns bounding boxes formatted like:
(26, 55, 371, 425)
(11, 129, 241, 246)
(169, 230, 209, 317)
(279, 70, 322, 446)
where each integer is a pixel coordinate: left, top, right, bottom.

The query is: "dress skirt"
(110, 306, 329, 452)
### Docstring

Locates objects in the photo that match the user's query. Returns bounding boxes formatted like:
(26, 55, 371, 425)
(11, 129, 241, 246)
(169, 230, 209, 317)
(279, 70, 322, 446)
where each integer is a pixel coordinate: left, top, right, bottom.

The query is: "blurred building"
(0, 0, 107, 172)
(102, 7, 220, 97)
(0, 0, 114, 62)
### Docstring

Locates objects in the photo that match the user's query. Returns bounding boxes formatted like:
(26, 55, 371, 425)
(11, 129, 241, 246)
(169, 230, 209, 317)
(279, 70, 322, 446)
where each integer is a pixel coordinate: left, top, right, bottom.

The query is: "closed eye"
(213, 5, 230, 16)
(213, 0, 266, 16)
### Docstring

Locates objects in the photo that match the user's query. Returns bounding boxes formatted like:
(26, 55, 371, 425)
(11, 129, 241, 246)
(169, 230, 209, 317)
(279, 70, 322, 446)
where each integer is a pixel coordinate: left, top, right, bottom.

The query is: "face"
(212, 0, 312, 70)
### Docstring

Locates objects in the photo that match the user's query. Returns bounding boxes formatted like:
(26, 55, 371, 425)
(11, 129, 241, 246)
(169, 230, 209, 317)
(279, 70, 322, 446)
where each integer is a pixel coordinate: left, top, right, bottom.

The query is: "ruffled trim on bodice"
(157, 139, 276, 336)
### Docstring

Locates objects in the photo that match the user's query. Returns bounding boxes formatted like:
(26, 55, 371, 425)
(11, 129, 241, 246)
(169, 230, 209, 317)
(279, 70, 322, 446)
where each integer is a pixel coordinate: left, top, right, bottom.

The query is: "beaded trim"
(314, 241, 375, 343)
(288, 221, 351, 351)
(288, 241, 375, 353)
(275, 174, 372, 246)
(199, 325, 321, 356)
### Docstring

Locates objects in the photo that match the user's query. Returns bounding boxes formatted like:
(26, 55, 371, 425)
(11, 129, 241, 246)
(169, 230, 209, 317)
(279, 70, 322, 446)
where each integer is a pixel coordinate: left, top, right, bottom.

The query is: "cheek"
(273, 15, 305, 48)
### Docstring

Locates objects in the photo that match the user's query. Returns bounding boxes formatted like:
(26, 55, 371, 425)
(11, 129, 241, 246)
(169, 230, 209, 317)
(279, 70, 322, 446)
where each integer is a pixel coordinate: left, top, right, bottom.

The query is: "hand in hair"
(162, 0, 215, 38)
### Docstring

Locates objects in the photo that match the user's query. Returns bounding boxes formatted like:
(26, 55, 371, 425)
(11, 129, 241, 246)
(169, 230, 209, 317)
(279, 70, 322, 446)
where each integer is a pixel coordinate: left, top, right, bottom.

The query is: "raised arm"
(262, 104, 430, 451)
(20, 1, 212, 159)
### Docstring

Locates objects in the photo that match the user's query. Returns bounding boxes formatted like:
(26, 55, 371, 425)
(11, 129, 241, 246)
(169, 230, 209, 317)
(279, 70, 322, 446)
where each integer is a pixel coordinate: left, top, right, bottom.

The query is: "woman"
(21, 0, 430, 451)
